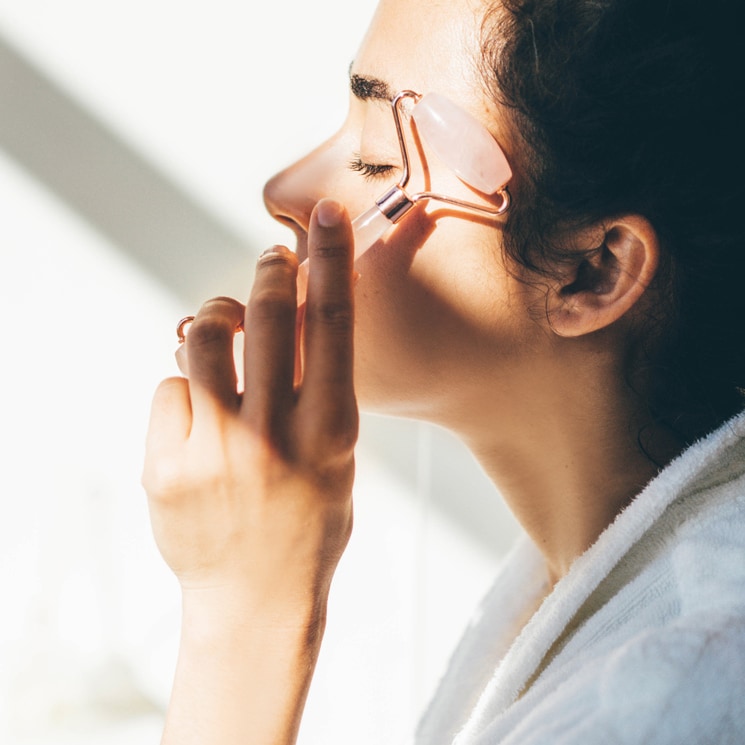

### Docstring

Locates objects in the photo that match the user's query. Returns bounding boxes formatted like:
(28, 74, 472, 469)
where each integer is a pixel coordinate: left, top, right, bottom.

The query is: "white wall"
(0, 2, 518, 743)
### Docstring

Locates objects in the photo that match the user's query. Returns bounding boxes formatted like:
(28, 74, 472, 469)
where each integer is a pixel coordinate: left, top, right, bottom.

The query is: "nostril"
(274, 214, 304, 234)
(262, 169, 316, 234)
(262, 181, 308, 260)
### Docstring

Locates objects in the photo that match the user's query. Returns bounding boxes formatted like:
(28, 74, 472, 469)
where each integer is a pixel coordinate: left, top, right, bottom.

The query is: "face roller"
(177, 91, 513, 352)
(296, 90, 513, 303)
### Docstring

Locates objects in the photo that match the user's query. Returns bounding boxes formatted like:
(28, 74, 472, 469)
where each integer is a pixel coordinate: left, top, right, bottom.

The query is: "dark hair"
(481, 0, 745, 444)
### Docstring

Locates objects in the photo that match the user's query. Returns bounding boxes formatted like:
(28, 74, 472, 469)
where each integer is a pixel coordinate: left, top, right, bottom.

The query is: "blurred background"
(0, 1, 519, 742)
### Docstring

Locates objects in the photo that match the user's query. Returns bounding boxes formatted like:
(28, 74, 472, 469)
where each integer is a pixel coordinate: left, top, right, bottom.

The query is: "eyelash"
(348, 155, 396, 181)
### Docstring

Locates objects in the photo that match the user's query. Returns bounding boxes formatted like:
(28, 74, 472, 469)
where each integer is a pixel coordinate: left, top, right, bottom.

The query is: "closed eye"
(348, 154, 397, 181)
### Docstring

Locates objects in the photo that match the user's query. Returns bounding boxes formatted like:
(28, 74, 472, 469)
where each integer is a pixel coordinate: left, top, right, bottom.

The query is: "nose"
(263, 140, 338, 238)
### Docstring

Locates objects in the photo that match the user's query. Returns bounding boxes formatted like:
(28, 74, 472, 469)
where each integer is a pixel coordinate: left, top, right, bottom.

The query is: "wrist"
(162, 586, 328, 745)
(179, 583, 328, 647)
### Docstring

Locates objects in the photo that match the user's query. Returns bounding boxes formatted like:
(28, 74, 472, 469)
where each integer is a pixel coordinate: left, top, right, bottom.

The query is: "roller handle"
(296, 204, 393, 305)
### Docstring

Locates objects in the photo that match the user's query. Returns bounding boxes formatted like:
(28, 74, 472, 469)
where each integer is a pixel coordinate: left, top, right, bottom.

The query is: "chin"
(353, 373, 432, 422)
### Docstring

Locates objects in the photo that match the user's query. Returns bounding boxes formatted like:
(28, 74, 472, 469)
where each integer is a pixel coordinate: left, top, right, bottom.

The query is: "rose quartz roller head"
(412, 92, 512, 196)
(296, 90, 512, 304)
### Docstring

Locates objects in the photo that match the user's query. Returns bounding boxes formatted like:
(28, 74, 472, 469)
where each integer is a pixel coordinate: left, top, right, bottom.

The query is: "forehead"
(352, 0, 490, 112)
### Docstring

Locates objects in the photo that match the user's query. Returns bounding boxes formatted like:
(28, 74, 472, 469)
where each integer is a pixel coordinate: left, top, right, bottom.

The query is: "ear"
(547, 216, 660, 337)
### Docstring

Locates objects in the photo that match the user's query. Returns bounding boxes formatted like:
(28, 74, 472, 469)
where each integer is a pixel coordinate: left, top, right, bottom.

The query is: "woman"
(143, 0, 745, 742)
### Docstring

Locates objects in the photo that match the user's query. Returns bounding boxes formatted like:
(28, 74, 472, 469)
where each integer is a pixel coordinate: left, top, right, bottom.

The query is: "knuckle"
(312, 242, 348, 262)
(186, 318, 235, 349)
(142, 457, 187, 502)
(324, 426, 359, 460)
(307, 299, 353, 331)
(299, 408, 359, 464)
(248, 287, 296, 322)
(143, 449, 232, 505)
(334, 412, 360, 454)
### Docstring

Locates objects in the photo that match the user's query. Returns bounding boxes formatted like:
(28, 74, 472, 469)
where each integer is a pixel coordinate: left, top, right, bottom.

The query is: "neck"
(451, 362, 683, 585)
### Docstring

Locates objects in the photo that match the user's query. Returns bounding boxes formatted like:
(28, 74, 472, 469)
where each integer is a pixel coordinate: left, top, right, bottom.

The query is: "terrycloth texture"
(414, 413, 745, 744)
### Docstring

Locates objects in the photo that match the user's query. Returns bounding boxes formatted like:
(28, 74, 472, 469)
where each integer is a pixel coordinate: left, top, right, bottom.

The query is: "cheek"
(351, 212, 529, 411)
(357, 208, 516, 339)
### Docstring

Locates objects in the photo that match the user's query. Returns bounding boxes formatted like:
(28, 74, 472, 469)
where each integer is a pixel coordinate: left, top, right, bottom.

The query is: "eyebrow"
(350, 71, 394, 102)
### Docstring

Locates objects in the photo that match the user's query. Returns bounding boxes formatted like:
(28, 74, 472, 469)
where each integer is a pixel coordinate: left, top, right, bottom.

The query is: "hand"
(143, 198, 357, 623)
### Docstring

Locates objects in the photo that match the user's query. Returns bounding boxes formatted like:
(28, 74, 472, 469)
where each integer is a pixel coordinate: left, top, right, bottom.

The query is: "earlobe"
(548, 216, 660, 338)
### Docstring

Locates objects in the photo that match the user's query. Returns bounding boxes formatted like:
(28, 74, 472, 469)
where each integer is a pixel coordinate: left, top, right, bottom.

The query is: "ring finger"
(185, 296, 245, 427)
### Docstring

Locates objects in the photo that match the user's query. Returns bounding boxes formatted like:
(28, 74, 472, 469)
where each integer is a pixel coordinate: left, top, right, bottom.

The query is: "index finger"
(300, 199, 356, 421)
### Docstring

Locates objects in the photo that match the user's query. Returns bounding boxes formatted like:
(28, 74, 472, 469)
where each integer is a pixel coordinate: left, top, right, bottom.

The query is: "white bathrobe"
(414, 413, 745, 744)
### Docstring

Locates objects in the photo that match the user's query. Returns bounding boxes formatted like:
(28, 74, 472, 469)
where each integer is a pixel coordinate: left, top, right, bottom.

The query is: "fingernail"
(257, 245, 293, 266)
(260, 245, 289, 258)
(316, 198, 344, 228)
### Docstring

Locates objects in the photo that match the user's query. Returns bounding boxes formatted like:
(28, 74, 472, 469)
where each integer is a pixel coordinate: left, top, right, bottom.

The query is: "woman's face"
(264, 0, 545, 428)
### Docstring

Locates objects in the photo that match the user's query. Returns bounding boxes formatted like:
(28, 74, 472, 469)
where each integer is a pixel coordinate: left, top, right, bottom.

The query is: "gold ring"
(176, 315, 195, 344)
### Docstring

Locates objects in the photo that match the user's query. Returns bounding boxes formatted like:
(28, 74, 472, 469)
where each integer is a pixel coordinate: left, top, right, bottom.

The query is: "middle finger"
(241, 245, 299, 431)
